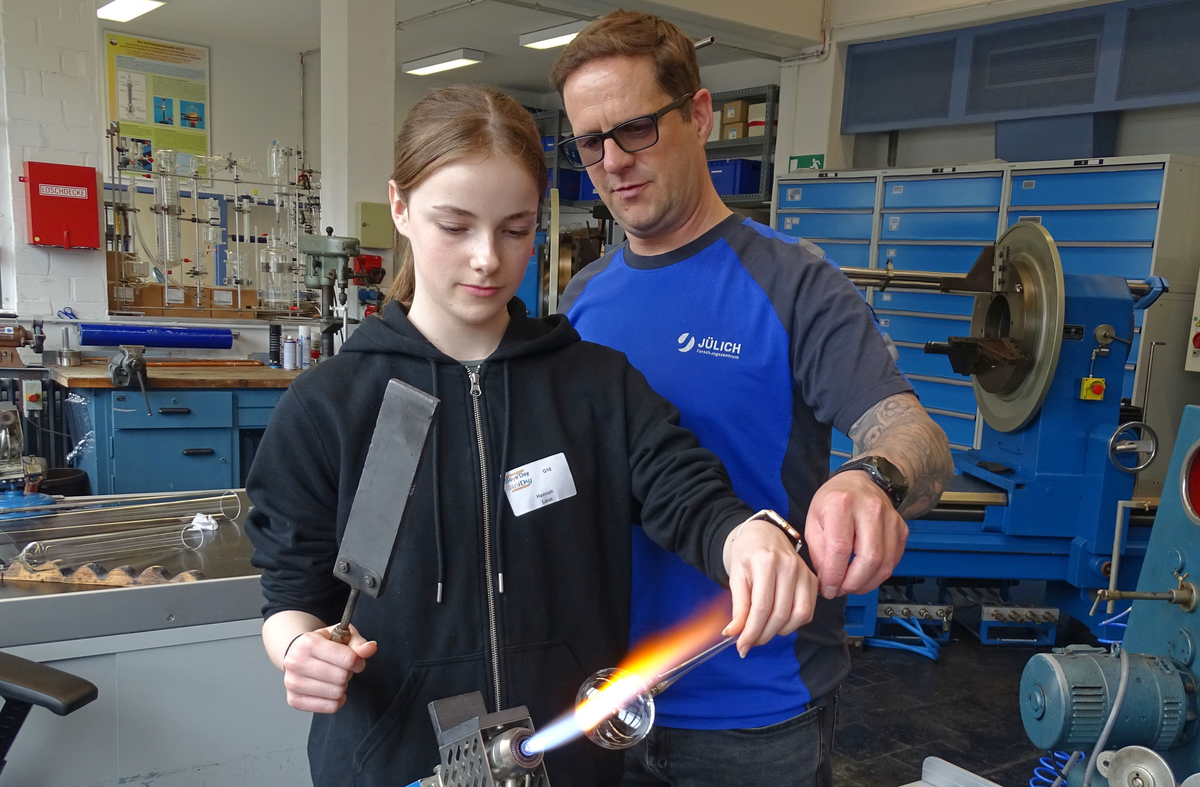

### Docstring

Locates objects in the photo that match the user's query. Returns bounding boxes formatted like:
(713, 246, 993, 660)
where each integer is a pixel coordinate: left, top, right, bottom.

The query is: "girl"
(245, 86, 815, 787)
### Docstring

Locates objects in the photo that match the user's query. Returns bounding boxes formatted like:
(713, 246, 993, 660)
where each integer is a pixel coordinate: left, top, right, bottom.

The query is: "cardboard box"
(723, 122, 748, 140)
(108, 282, 164, 312)
(708, 118, 721, 143)
(722, 100, 749, 124)
(206, 286, 259, 310)
(747, 102, 767, 124)
(159, 307, 212, 319)
(750, 125, 766, 137)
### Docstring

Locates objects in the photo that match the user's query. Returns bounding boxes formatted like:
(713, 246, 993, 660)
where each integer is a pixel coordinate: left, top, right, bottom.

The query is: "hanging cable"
(1082, 646, 1130, 787)
(864, 615, 941, 660)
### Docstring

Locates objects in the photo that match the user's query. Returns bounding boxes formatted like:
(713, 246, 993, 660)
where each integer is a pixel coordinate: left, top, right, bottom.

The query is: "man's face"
(562, 56, 712, 240)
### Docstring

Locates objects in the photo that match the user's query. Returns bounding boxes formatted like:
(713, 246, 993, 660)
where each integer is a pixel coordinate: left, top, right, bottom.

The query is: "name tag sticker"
(504, 452, 577, 517)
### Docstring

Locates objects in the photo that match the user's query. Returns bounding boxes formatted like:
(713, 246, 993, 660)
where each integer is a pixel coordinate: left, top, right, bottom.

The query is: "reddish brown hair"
(550, 10, 700, 118)
(383, 85, 549, 308)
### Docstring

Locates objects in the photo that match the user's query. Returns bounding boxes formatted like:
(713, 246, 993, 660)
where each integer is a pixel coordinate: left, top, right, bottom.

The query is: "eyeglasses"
(560, 93, 693, 168)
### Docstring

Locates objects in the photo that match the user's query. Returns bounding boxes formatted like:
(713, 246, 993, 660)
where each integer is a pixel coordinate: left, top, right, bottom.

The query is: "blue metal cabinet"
(1056, 246, 1154, 279)
(882, 211, 1000, 241)
(777, 179, 876, 209)
(1008, 210, 1160, 242)
(883, 176, 1002, 208)
(112, 428, 233, 493)
(1009, 167, 1164, 206)
(881, 244, 990, 273)
(814, 242, 871, 268)
(874, 312, 971, 344)
(71, 386, 287, 494)
(779, 212, 874, 239)
(875, 290, 974, 315)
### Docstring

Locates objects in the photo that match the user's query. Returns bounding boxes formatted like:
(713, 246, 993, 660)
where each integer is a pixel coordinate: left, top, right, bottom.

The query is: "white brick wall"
(0, 0, 106, 320)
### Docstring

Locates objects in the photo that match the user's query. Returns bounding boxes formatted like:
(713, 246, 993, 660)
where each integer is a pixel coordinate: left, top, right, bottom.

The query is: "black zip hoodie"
(245, 299, 754, 787)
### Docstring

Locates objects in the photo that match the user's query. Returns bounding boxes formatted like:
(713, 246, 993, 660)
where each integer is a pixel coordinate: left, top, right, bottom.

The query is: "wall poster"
(104, 32, 210, 172)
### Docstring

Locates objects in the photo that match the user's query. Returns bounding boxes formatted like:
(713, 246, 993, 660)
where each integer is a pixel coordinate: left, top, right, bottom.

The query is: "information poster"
(105, 32, 210, 169)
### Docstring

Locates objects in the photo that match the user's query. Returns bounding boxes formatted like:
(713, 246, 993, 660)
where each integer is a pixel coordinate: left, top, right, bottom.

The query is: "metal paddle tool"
(330, 378, 440, 644)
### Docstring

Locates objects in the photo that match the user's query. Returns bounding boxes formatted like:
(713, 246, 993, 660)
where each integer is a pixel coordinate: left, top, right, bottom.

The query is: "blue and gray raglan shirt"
(560, 214, 913, 730)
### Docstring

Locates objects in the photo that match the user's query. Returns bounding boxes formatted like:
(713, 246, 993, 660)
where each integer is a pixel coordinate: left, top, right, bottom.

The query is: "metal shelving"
(705, 84, 779, 208)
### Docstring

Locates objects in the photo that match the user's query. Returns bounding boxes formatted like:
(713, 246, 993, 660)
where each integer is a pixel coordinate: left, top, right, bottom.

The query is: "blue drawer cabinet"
(883, 176, 1002, 209)
(111, 390, 232, 429)
(1056, 246, 1154, 279)
(112, 428, 234, 493)
(816, 242, 870, 268)
(779, 212, 874, 239)
(875, 312, 971, 345)
(881, 244, 990, 273)
(70, 385, 288, 495)
(777, 179, 875, 209)
(910, 378, 978, 413)
(882, 211, 1000, 241)
(1009, 167, 1164, 206)
(1008, 210, 1160, 242)
(931, 412, 977, 448)
(875, 290, 974, 316)
(894, 345, 958, 378)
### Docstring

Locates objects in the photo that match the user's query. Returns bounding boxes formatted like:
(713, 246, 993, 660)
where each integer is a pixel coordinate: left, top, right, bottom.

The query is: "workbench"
(46, 364, 301, 495)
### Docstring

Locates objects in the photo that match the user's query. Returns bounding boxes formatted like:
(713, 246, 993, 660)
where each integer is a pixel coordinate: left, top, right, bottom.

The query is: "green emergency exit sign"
(789, 154, 826, 172)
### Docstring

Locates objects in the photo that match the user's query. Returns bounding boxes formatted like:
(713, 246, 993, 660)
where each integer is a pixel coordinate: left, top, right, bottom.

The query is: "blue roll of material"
(78, 324, 235, 350)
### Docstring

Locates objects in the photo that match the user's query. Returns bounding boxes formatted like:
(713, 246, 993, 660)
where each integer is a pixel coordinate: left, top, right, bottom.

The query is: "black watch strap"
(831, 455, 908, 510)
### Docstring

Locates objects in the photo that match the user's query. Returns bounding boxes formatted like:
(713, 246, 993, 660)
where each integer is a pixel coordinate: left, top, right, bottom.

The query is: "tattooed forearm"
(846, 393, 954, 519)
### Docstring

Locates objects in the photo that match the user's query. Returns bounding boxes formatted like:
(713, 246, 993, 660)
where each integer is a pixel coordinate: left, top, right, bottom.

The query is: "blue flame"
(520, 714, 583, 755)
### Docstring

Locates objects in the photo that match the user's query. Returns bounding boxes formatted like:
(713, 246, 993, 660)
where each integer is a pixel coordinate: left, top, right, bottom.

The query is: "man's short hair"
(550, 10, 701, 119)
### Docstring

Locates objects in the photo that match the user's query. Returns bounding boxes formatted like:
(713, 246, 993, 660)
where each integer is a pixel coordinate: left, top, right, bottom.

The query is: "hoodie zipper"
(468, 365, 502, 712)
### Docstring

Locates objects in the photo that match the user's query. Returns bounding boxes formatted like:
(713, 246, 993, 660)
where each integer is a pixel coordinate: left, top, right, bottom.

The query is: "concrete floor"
(832, 635, 1052, 787)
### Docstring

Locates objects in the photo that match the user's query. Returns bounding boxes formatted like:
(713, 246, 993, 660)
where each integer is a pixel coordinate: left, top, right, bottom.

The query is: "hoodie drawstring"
(429, 360, 445, 603)
(494, 360, 513, 593)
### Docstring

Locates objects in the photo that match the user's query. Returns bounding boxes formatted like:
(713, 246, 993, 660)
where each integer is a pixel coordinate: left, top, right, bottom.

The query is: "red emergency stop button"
(1090, 382, 1104, 395)
(27, 393, 39, 403)
(1192, 331, 1200, 349)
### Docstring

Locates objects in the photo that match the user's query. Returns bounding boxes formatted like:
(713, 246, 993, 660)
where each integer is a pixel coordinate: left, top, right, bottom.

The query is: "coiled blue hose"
(1030, 750, 1083, 787)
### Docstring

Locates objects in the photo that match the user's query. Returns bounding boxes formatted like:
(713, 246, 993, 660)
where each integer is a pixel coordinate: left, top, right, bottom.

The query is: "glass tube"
(0, 491, 241, 543)
(18, 522, 208, 570)
(268, 143, 289, 185)
(153, 149, 182, 265)
(203, 198, 224, 245)
(263, 234, 292, 309)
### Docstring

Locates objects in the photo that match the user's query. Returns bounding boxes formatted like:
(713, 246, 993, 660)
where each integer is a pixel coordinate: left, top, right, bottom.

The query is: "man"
(553, 11, 955, 787)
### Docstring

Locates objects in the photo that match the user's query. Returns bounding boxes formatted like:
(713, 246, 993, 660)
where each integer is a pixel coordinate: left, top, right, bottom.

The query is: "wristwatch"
(830, 455, 908, 510)
(734, 509, 803, 553)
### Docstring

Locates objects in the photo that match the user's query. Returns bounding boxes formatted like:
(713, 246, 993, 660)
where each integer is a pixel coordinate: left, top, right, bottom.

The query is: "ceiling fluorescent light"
(403, 49, 485, 76)
(520, 21, 588, 50)
(97, 0, 165, 22)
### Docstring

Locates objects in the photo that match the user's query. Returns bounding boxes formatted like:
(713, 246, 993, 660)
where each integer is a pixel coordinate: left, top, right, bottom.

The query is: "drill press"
(299, 227, 360, 360)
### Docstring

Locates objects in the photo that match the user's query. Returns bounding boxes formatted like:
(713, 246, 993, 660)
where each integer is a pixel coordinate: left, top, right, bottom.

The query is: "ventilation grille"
(967, 16, 1103, 114)
(844, 39, 956, 127)
(1066, 684, 1105, 744)
(440, 735, 492, 787)
(1118, 0, 1200, 99)
(1157, 696, 1184, 747)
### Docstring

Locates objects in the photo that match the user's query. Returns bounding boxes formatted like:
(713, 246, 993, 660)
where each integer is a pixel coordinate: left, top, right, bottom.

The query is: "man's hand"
(805, 471, 908, 600)
(721, 517, 818, 657)
(282, 624, 378, 713)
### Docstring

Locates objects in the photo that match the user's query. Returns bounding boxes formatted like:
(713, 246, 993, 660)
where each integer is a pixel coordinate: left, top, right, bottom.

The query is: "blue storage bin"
(541, 135, 555, 152)
(779, 212, 874, 240)
(883, 176, 1002, 209)
(1007, 209, 1158, 242)
(1009, 167, 1164, 206)
(579, 170, 601, 201)
(777, 179, 876, 209)
(882, 211, 1000, 241)
(546, 167, 581, 200)
(880, 244, 989, 273)
(708, 158, 761, 196)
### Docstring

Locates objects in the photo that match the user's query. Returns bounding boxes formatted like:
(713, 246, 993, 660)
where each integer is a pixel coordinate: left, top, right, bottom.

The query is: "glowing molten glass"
(521, 596, 731, 755)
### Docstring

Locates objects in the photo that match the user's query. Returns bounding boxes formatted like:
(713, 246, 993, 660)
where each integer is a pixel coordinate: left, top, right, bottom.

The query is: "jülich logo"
(677, 332, 741, 360)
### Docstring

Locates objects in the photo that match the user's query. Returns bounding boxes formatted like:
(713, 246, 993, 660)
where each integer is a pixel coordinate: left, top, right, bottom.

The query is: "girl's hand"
(282, 624, 378, 713)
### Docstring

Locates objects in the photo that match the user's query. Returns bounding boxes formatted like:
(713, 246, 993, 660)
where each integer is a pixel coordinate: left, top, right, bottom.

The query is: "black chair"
(0, 651, 97, 777)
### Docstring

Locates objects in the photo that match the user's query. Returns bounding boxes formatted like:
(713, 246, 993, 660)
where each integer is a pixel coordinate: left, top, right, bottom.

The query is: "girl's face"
(391, 155, 539, 333)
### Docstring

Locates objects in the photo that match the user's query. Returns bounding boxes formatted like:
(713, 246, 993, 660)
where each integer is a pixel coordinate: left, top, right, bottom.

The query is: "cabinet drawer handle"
(182, 448, 215, 456)
(159, 407, 192, 415)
